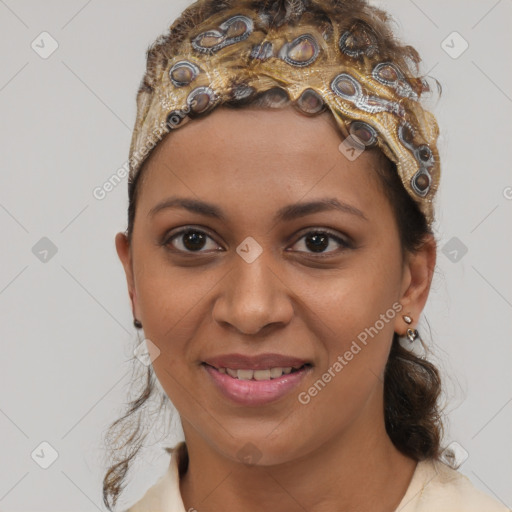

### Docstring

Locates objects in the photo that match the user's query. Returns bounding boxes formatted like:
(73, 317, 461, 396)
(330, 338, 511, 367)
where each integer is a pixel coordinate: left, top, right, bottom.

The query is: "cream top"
(125, 442, 510, 512)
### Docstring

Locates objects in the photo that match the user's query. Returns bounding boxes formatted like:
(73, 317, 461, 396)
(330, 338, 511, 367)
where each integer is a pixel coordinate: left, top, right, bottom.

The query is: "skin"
(116, 106, 436, 512)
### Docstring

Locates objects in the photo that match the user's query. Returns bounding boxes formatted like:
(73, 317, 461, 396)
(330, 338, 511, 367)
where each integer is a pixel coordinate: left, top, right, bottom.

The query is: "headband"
(128, 2, 441, 227)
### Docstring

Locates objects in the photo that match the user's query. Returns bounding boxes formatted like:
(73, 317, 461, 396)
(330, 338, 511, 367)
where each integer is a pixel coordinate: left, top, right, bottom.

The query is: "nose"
(212, 252, 294, 336)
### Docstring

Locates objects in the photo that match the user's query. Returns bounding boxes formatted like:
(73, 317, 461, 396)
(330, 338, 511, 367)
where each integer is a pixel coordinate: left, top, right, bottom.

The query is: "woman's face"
(116, 106, 435, 465)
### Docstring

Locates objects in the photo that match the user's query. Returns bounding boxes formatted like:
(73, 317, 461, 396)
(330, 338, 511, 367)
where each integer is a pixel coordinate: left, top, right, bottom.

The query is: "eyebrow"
(148, 196, 368, 223)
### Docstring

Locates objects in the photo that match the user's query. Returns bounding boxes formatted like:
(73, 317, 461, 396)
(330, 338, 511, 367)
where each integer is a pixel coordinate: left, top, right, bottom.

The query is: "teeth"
(237, 369, 254, 380)
(253, 369, 271, 380)
(218, 366, 303, 380)
(270, 367, 284, 378)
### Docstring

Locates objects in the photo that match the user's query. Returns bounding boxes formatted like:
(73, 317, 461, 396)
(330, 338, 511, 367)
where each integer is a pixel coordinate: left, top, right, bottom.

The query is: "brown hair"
(103, 1, 445, 509)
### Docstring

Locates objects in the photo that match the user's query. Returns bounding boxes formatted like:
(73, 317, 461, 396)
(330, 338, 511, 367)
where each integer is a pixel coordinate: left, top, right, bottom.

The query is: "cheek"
(285, 244, 401, 386)
(293, 283, 398, 442)
(287, 248, 401, 341)
(134, 243, 198, 318)
(133, 257, 222, 365)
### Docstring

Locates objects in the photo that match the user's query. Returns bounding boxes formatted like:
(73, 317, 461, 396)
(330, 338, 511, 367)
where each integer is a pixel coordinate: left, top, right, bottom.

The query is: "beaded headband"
(128, 2, 441, 227)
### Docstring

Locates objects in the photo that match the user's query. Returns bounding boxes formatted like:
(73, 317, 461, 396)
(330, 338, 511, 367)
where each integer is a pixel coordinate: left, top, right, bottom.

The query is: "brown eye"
(290, 230, 351, 256)
(164, 228, 221, 253)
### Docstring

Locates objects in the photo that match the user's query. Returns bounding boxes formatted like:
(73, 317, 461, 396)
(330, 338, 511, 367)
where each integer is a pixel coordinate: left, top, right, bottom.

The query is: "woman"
(104, 0, 510, 510)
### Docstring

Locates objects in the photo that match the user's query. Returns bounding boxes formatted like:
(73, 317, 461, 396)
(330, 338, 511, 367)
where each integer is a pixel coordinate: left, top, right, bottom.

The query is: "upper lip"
(202, 353, 311, 370)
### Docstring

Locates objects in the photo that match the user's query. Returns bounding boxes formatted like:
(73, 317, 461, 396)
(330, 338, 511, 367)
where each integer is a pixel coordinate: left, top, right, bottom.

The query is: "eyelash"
(161, 225, 352, 258)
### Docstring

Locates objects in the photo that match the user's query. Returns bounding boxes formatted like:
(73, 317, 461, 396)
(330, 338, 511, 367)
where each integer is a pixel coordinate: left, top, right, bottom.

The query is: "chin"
(210, 432, 310, 467)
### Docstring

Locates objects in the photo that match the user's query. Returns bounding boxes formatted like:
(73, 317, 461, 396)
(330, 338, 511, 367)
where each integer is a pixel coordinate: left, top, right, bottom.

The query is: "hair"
(103, 1, 445, 510)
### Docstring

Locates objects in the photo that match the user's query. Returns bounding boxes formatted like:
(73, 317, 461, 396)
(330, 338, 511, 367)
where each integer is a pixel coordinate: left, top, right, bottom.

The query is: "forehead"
(170, 106, 343, 154)
(138, 106, 387, 216)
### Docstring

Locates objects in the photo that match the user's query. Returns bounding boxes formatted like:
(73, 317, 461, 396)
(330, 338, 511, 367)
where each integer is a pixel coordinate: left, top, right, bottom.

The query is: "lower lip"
(202, 363, 312, 406)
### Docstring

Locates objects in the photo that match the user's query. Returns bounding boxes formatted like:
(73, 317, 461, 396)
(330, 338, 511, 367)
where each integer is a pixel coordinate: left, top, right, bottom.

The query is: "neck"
(179, 393, 417, 512)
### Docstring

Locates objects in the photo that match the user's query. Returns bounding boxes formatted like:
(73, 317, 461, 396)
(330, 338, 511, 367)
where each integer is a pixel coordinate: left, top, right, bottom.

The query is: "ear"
(115, 232, 138, 320)
(394, 234, 437, 335)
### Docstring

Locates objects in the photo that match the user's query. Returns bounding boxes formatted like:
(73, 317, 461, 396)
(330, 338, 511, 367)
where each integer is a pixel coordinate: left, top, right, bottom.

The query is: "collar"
(126, 441, 188, 512)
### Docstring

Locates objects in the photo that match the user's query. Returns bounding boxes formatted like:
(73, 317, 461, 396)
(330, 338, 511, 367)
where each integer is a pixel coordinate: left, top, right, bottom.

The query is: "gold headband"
(128, 2, 441, 227)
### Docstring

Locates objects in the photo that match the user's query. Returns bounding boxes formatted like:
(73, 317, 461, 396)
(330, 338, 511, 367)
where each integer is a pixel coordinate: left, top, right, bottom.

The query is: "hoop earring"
(134, 318, 143, 329)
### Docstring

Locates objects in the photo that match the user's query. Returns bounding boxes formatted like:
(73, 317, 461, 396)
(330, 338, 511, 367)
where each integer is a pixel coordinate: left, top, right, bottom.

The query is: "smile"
(205, 363, 310, 381)
(201, 363, 312, 406)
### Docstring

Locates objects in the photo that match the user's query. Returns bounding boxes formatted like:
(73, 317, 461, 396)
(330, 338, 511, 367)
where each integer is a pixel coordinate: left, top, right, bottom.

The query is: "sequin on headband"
(128, 3, 441, 227)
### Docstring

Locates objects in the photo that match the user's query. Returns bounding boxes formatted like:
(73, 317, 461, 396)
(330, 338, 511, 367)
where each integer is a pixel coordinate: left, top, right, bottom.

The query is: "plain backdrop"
(0, 0, 511, 510)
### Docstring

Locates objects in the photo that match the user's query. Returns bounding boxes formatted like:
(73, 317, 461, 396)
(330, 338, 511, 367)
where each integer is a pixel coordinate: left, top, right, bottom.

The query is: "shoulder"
(396, 457, 510, 512)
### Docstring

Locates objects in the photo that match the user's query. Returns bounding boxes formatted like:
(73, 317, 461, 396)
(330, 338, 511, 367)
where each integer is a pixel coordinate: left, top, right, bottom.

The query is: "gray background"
(0, 0, 511, 510)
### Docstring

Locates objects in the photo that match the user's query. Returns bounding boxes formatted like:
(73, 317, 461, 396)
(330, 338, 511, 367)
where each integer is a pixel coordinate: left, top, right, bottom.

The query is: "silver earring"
(406, 327, 418, 342)
(398, 314, 423, 354)
(400, 315, 418, 343)
(402, 314, 412, 325)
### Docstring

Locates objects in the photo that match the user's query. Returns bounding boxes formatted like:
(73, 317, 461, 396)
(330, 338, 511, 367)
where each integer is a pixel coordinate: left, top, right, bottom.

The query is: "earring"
(133, 318, 143, 329)
(401, 314, 418, 343)
(406, 327, 418, 342)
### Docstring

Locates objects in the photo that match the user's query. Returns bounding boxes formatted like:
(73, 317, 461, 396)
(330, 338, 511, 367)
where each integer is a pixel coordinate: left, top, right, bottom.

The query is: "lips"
(200, 353, 314, 405)
(202, 362, 312, 406)
(202, 353, 311, 371)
